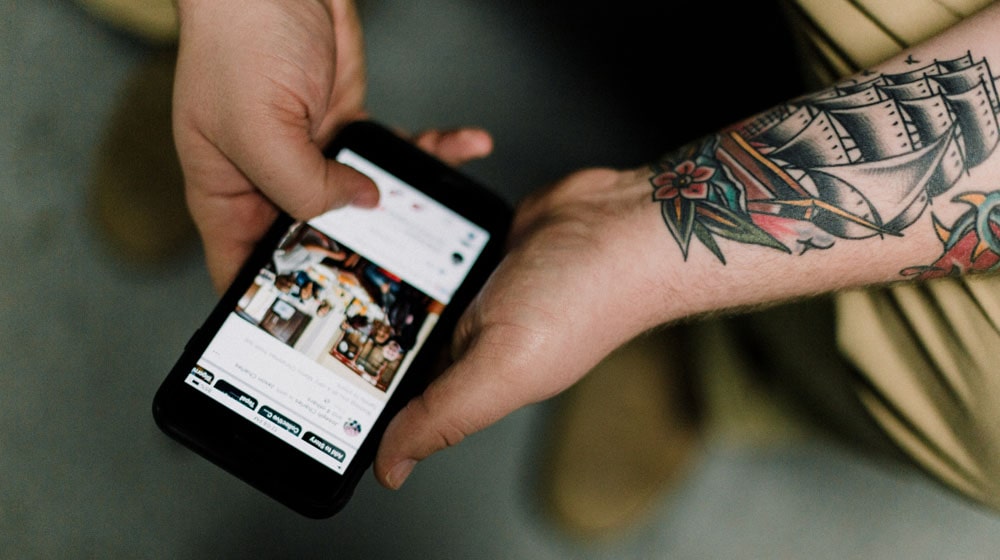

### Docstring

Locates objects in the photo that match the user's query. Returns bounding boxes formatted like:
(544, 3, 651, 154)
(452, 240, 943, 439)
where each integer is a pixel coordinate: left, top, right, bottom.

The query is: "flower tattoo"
(652, 160, 713, 201)
(650, 137, 787, 263)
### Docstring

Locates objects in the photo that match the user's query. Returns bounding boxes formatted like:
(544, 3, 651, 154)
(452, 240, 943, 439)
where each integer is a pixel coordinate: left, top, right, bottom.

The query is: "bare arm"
(374, 3, 1000, 488)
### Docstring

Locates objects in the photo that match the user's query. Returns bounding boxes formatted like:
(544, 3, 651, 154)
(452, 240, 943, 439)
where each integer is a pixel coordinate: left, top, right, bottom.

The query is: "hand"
(374, 166, 674, 489)
(173, 0, 375, 292)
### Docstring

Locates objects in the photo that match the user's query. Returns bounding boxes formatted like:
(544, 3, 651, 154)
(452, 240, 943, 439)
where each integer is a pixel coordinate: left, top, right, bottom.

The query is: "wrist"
(510, 165, 693, 337)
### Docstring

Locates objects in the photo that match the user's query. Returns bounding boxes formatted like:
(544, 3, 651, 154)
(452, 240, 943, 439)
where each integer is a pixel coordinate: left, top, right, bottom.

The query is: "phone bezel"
(152, 120, 511, 518)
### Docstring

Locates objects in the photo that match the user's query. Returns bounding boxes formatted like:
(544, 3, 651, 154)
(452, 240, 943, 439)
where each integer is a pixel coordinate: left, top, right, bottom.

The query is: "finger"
(373, 333, 545, 490)
(229, 125, 380, 220)
(373, 365, 507, 489)
(202, 232, 259, 294)
(412, 128, 494, 167)
(189, 189, 280, 293)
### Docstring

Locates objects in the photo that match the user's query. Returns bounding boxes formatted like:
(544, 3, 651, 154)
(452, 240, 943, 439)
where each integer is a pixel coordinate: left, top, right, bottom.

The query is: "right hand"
(374, 167, 678, 489)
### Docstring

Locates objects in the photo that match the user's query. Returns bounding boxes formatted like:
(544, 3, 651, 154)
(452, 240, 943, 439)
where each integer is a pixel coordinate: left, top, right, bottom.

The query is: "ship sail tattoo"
(651, 51, 1000, 266)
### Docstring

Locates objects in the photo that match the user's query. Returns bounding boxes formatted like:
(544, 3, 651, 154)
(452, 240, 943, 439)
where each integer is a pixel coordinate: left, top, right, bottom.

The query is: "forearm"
(374, 2, 1000, 489)
(612, 4, 1000, 329)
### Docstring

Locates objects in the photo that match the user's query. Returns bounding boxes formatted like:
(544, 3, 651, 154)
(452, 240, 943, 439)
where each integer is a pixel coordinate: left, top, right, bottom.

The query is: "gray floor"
(4, 0, 1000, 558)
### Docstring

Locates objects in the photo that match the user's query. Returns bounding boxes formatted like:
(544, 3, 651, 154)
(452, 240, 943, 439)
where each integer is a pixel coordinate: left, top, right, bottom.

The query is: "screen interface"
(183, 148, 490, 473)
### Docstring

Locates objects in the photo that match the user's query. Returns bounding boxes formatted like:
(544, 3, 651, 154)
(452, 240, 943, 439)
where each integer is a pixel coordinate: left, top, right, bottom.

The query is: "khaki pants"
(762, 0, 1000, 511)
(728, 280, 1000, 512)
(837, 278, 1000, 510)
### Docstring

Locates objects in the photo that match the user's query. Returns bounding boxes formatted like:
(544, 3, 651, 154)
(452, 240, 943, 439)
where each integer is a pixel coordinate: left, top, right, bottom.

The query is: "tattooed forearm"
(650, 50, 1000, 276)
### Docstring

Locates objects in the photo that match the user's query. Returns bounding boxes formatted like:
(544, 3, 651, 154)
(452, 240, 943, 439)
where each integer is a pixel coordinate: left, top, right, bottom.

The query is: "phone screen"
(181, 147, 491, 474)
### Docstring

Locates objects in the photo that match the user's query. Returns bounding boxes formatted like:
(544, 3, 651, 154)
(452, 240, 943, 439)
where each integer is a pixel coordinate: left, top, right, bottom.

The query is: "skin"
(173, 0, 491, 292)
(172, 0, 1000, 492)
(374, 6, 1000, 488)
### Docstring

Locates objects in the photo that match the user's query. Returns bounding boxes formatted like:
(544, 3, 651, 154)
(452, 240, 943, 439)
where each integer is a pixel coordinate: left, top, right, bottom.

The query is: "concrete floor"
(3, 0, 1000, 558)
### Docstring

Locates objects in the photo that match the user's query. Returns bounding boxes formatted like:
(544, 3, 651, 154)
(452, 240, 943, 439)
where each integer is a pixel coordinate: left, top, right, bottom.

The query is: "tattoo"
(651, 50, 1000, 277)
(902, 192, 1000, 279)
(650, 138, 788, 263)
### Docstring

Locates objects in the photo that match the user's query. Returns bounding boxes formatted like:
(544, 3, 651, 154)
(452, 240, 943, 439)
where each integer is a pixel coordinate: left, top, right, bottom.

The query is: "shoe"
(537, 327, 702, 538)
(76, 0, 179, 45)
(89, 47, 196, 264)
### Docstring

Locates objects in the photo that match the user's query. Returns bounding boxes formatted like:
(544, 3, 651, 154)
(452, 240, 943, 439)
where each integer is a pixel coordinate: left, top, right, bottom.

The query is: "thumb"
(237, 127, 380, 219)
(373, 344, 539, 490)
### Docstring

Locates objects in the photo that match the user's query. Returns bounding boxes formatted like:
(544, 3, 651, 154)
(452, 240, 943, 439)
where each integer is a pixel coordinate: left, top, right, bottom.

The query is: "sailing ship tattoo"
(650, 51, 1000, 275)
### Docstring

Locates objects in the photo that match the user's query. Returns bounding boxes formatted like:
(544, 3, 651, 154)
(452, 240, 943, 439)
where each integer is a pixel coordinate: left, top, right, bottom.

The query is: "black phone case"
(153, 120, 511, 518)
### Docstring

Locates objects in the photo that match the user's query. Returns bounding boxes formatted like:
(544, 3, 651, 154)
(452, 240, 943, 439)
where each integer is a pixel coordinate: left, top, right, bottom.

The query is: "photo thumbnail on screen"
(235, 222, 442, 393)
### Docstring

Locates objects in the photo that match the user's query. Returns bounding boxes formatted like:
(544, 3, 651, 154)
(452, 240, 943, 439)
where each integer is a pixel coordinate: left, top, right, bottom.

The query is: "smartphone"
(153, 120, 511, 518)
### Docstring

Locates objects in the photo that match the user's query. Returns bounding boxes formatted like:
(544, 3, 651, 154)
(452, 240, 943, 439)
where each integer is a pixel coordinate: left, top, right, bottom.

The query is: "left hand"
(173, 0, 375, 292)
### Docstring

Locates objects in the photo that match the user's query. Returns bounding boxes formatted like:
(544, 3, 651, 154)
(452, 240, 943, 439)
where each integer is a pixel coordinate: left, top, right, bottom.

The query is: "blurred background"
(3, 0, 1000, 557)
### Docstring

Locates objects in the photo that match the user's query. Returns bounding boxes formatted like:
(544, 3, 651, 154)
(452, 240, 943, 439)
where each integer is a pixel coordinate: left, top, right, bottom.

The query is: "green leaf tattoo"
(651, 137, 788, 262)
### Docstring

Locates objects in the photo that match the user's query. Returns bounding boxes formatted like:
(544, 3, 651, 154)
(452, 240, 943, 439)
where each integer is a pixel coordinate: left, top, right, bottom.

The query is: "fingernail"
(386, 459, 416, 489)
(351, 183, 380, 208)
